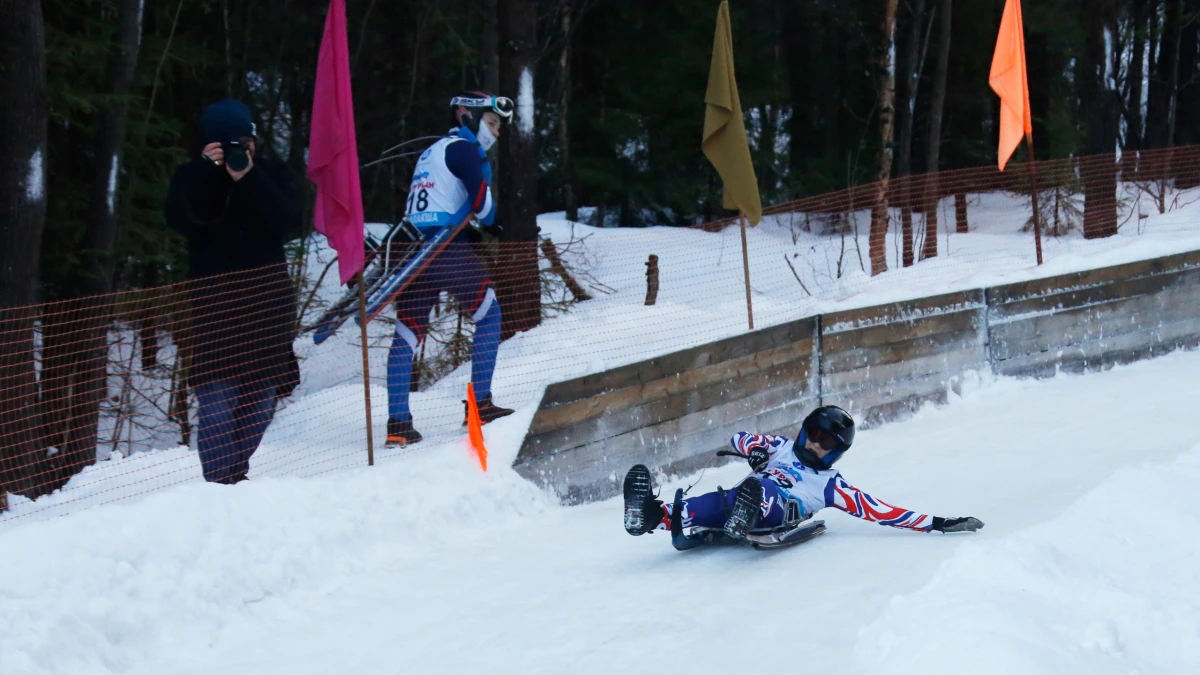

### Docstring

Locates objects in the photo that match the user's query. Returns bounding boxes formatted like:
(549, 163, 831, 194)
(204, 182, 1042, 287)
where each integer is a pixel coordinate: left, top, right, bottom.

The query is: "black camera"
(221, 140, 250, 172)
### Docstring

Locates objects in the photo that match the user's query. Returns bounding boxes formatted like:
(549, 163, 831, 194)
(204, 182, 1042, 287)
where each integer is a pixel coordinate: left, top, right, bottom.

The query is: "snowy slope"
(856, 446, 1200, 674)
(4, 350, 1200, 674)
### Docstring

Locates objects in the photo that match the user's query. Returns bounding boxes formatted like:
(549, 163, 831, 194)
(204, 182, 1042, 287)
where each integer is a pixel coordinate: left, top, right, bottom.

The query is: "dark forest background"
(4, 0, 1200, 503)
(5, 0, 1199, 299)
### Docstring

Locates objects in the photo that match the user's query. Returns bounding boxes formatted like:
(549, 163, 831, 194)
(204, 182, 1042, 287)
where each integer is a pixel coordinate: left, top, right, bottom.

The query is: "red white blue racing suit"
(655, 432, 935, 532)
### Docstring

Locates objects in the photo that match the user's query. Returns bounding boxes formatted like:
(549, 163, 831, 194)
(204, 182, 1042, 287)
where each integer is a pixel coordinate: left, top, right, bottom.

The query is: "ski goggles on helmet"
(450, 95, 515, 124)
(804, 428, 847, 467)
(807, 427, 847, 453)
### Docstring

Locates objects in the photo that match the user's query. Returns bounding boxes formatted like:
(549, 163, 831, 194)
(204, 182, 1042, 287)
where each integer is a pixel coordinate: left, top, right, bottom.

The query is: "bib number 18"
(406, 188, 429, 214)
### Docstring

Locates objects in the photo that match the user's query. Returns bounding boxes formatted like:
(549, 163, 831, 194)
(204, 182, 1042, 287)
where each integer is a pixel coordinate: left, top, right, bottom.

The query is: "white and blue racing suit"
(386, 126, 503, 423)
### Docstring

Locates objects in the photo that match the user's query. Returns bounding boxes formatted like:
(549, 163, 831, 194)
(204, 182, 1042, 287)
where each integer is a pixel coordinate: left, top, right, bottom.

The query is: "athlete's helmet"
(797, 405, 855, 470)
(448, 91, 514, 133)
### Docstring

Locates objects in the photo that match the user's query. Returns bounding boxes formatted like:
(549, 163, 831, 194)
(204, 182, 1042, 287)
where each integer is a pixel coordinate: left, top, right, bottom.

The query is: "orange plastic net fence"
(3, 147, 1200, 522)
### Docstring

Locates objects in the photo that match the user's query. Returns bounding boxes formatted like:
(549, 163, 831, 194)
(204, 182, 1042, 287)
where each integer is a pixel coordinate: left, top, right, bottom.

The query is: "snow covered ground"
(3, 349, 1200, 674)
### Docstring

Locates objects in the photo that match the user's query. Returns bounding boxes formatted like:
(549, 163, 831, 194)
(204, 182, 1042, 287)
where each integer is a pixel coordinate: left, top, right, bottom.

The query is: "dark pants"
(387, 242, 498, 422)
(194, 377, 277, 484)
(667, 478, 788, 530)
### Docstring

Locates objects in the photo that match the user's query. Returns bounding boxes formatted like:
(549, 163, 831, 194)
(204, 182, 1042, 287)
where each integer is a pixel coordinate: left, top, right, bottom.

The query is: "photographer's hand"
(201, 142, 224, 166)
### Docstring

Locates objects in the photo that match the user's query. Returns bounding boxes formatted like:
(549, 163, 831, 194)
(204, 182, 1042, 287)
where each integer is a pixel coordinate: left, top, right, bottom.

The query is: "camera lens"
(223, 142, 249, 172)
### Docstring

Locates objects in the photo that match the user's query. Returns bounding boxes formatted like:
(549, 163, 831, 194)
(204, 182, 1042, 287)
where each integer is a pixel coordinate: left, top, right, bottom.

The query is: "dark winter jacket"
(165, 156, 301, 387)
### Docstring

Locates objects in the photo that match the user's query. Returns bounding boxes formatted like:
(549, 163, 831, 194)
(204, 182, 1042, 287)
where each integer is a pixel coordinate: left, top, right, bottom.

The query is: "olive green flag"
(702, 0, 762, 225)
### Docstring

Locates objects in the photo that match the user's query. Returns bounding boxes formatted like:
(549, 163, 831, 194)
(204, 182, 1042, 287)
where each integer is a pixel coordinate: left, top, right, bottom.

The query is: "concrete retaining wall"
(513, 250, 1200, 504)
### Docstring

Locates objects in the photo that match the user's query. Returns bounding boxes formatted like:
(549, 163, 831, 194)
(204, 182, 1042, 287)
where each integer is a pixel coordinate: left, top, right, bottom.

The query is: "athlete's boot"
(622, 464, 664, 536)
(723, 478, 765, 539)
(385, 417, 423, 447)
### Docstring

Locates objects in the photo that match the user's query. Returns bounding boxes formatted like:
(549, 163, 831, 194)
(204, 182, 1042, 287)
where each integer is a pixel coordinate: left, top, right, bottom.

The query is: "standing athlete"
(386, 92, 516, 446)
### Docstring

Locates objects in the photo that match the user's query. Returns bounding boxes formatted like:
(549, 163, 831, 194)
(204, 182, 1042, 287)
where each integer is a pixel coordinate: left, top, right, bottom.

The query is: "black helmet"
(796, 405, 855, 470)
(448, 91, 514, 133)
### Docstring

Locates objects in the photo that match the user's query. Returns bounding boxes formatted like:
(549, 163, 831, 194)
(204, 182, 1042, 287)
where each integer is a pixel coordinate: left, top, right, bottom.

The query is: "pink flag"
(307, 0, 364, 285)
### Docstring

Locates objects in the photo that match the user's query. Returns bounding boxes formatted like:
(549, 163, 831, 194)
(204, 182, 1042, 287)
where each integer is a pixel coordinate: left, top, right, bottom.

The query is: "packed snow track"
(3, 352, 1200, 675)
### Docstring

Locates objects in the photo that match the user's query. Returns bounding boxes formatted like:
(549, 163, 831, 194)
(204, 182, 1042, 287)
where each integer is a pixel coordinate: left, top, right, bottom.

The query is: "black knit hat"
(202, 99, 256, 143)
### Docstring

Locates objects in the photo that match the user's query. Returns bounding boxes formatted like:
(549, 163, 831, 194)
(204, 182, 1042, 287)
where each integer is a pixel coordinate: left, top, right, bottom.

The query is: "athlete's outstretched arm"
(824, 475, 936, 531)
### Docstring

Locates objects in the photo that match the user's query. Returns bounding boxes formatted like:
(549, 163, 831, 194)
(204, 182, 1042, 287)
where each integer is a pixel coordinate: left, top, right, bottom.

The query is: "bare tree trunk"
(559, 1, 577, 222)
(1166, 1, 1184, 152)
(900, 199, 914, 267)
(47, 0, 147, 483)
(222, 0, 234, 97)
(483, 0, 502, 198)
(1080, 0, 1120, 239)
(895, 0, 928, 179)
(895, 0, 927, 267)
(84, 0, 144, 297)
(955, 192, 968, 233)
(870, 0, 899, 275)
(0, 0, 48, 501)
(922, 0, 951, 260)
(496, 0, 542, 338)
(1127, 0, 1149, 150)
(484, 0, 501, 93)
(1147, 0, 1181, 151)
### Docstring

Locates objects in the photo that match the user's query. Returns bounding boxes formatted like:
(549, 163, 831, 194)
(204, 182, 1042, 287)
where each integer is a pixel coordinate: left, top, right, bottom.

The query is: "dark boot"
(623, 464, 664, 536)
(216, 471, 248, 486)
(386, 417, 423, 447)
(462, 395, 515, 425)
(723, 478, 765, 539)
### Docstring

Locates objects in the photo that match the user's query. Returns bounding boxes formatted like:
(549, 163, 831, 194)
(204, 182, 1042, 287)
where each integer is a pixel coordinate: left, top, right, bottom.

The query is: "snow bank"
(5, 350, 1200, 674)
(854, 441, 1200, 675)
(0, 409, 550, 675)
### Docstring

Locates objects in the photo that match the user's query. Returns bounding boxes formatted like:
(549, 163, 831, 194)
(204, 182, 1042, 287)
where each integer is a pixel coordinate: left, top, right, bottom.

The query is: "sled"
(311, 210, 473, 345)
(669, 488, 826, 551)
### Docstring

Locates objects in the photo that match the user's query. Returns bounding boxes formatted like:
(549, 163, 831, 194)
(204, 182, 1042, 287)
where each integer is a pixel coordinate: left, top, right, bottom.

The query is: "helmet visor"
(807, 427, 847, 453)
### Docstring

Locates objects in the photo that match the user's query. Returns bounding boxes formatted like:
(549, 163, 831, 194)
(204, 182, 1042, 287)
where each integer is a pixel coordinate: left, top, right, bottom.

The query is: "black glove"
(931, 516, 984, 533)
(465, 219, 501, 244)
(746, 446, 770, 473)
(714, 448, 769, 472)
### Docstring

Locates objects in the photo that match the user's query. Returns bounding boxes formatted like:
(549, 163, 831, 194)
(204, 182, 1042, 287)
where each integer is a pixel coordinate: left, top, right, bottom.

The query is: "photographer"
(165, 99, 301, 484)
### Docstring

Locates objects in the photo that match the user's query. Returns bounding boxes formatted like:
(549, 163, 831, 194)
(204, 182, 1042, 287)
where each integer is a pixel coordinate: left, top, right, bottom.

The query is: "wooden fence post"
(355, 272, 376, 466)
(644, 254, 659, 306)
(739, 213, 755, 329)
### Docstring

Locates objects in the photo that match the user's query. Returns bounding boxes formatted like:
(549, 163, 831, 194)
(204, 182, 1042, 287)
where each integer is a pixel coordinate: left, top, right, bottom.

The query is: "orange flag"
(465, 383, 488, 471)
(989, 0, 1032, 171)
